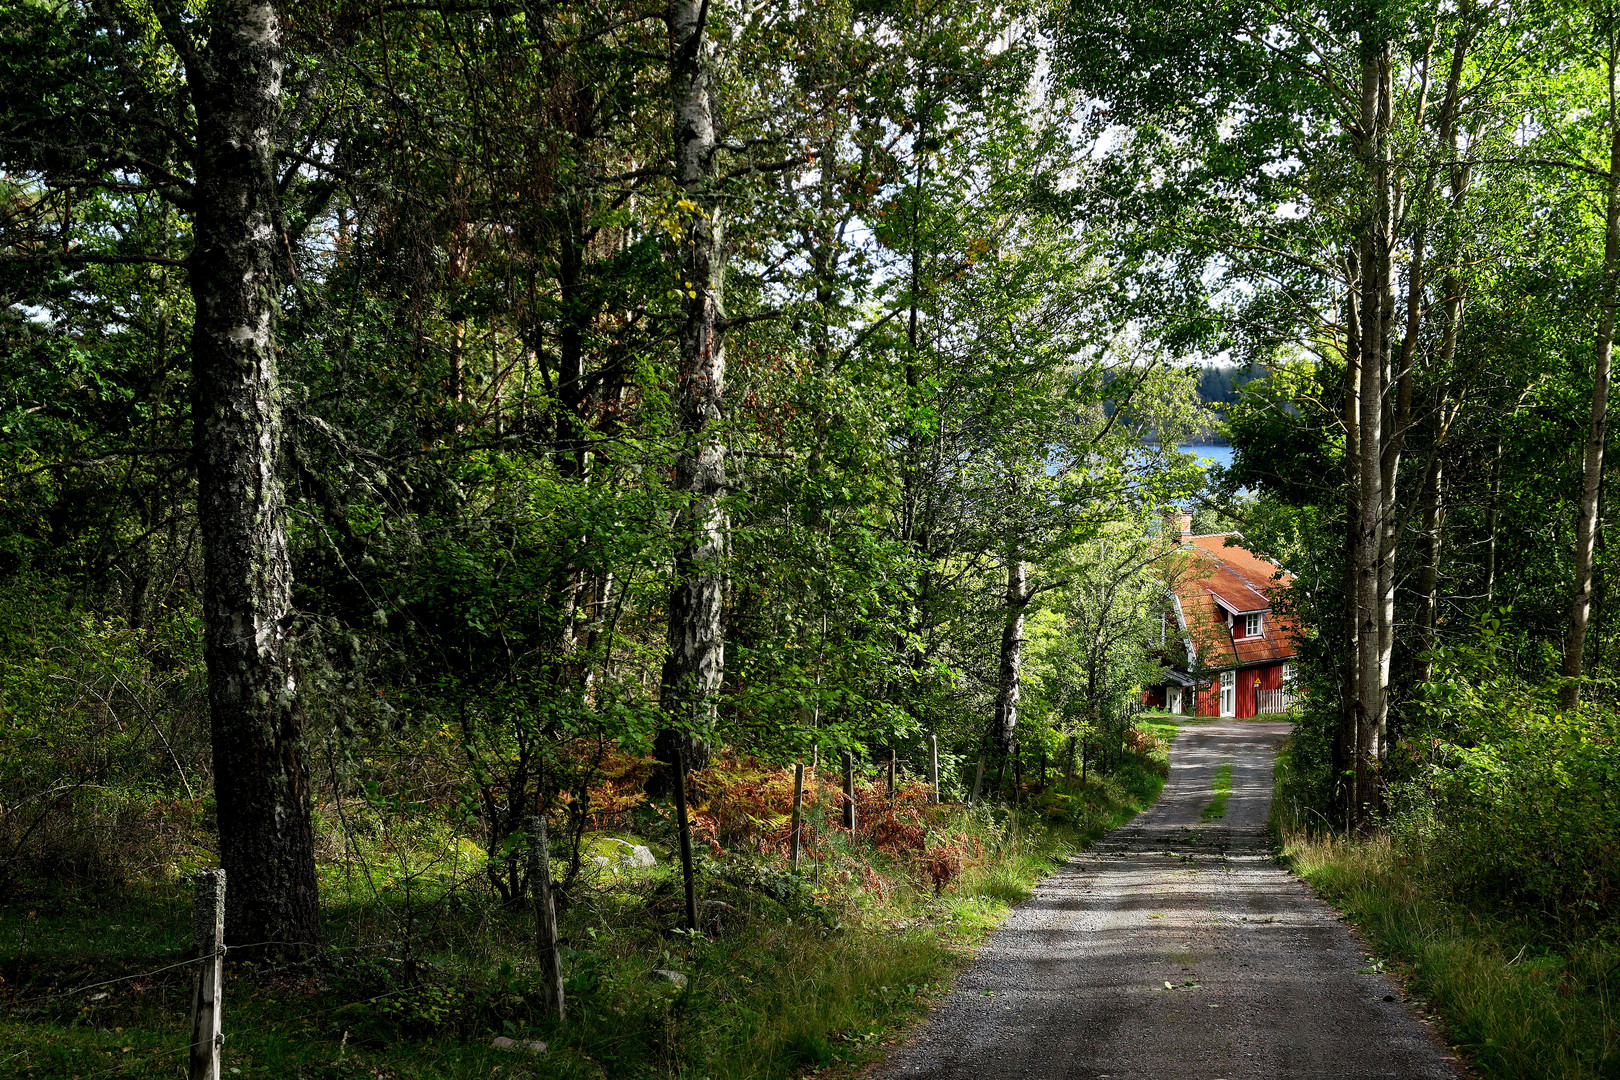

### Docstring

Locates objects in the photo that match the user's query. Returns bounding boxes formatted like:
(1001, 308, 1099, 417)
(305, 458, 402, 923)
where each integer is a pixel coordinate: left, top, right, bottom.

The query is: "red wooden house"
(1145, 513, 1299, 718)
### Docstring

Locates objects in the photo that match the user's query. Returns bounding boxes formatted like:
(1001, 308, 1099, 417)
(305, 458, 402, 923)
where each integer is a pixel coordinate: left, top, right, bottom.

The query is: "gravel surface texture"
(874, 720, 1463, 1080)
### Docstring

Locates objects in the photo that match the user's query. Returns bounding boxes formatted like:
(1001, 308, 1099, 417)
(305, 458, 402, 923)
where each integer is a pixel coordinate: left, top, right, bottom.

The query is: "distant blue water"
(1179, 444, 1235, 469)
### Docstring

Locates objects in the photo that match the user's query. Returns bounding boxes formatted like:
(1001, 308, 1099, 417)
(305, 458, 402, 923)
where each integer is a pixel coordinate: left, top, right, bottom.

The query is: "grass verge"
(0, 736, 1174, 1080)
(1199, 762, 1233, 822)
(1274, 743, 1620, 1080)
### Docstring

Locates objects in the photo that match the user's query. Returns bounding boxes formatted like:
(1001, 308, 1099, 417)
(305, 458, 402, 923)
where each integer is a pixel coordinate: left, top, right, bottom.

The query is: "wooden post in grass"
(525, 815, 566, 1021)
(887, 750, 896, 798)
(189, 869, 225, 1080)
(842, 749, 856, 831)
(789, 762, 805, 871)
(928, 734, 939, 804)
(673, 745, 699, 932)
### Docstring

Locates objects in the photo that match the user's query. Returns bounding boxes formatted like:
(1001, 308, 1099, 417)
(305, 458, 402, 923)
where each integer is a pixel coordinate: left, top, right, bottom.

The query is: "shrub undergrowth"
(0, 733, 1172, 1080)
(1275, 737, 1620, 1080)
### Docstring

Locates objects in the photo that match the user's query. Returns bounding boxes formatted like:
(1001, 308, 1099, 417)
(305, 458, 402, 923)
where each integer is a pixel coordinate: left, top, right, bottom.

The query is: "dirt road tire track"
(873, 721, 1463, 1080)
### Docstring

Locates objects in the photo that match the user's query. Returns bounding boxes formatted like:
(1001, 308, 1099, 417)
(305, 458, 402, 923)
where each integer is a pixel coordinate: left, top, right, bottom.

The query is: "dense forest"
(4, 0, 1620, 1077)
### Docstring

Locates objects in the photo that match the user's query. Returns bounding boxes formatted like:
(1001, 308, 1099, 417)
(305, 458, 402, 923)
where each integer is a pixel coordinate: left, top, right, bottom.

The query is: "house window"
(1245, 612, 1263, 637)
(1219, 670, 1236, 716)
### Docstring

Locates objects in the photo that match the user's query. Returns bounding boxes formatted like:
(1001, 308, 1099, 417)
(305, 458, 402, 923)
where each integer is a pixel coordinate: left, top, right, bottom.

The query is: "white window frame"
(1219, 670, 1236, 717)
(1245, 612, 1263, 637)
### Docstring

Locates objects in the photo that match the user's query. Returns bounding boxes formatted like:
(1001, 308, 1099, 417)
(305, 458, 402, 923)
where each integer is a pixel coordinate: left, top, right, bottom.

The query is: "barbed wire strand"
(6, 938, 336, 1010)
(15, 980, 427, 1080)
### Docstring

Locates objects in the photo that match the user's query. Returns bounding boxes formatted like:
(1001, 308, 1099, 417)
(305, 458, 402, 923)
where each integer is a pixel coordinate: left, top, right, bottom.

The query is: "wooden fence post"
(525, 815, 566, 1021)
(189, 869, 225, 1080)
(928, 734, 939, 804)
(789, 762, 805, 872)
(842, 750, 856, 832)
(887, 750, 896, 798)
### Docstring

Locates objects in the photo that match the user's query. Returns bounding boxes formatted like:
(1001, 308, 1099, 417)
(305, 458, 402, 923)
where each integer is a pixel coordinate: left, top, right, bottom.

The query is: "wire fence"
(4, 939, 333, 1013)
(5, 939, 436, 1080)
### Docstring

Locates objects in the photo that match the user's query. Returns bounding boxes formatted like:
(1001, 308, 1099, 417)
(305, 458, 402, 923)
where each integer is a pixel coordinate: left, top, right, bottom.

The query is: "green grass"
(0, 847, 1043, 1080)
(0, 745, 1173, 1080)
(1199, 762, 1233, 822)
(1274, 747, 1620, 1079)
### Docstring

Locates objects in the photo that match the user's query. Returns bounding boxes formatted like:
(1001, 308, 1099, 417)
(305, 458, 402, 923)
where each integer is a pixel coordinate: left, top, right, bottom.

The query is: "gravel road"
(874, 721, 1463, 1080)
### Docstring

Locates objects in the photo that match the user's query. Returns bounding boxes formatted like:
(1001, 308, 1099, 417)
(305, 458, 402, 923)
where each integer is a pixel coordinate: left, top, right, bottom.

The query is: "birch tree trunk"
(188, 0, 319, 950)
(1351, 30, 1395, 830)
(993, 543, 1027, 761)
(1412, 22, 1472, 692)
(1415, 453, 1444, 685)
(1562, 109, 1620, 710)
(1337, 250, 1362, 824)
(656, 0, 726, 780)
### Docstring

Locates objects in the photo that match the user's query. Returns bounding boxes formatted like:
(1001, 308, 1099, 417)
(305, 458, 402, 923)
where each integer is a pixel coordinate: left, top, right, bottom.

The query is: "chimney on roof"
(1164, 508, 1193, 544)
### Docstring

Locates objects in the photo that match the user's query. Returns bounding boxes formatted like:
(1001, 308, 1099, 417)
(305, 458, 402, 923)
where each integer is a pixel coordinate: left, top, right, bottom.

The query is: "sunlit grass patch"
(1199, 762, 1233, 822)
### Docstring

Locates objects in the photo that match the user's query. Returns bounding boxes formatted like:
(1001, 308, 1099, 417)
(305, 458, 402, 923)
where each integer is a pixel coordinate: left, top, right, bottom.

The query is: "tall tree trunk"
(1337, 250, 1362, 825)
(1413, 22, 1472, 688)
(1563, 115, 1620, 710)
(1485, 438, 1503, 605)
(1351, 31, 1394, 830)
(993, 540, 1027, 761)
(1415, 454, 1443, 685)
(189, 0, 319, 951)
(551, 180, 598, 698)
(655, 0, 726, 782)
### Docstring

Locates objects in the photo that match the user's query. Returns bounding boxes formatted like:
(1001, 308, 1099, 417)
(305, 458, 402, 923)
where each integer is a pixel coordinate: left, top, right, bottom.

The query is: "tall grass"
(0, 748, 1171, 1080)
(1276, 745, 1620, 1080)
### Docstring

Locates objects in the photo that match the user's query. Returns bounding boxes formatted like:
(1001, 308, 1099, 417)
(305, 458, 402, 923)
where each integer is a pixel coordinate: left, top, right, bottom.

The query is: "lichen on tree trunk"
(188, 0, 319, 952)
(655, 0, 726, 784)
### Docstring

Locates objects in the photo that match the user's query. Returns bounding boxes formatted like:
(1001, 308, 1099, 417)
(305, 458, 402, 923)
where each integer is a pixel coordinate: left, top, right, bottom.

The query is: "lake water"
(1179, 444, 1235, 469)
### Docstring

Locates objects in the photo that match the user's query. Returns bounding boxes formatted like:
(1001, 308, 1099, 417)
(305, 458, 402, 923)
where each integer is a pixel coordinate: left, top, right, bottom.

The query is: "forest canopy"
(5, 1, 1620, 1072)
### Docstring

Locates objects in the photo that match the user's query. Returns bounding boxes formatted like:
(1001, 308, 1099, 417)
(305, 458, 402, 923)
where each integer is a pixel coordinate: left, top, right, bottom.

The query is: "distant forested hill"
(1188, 363, 1266, 443)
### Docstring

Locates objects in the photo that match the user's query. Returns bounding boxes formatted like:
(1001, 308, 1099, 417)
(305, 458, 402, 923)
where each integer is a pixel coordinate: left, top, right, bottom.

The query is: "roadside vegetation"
(1273, 637, 1620, 1080)
(0, 725, 1173, 1080)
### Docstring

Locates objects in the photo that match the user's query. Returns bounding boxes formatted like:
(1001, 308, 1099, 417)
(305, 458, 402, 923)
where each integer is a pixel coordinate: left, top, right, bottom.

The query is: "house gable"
(1165, 532, 1298, 672)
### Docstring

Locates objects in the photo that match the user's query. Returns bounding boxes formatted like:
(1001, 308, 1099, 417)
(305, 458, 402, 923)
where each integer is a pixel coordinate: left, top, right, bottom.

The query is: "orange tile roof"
(1167, 533, 1298, 670)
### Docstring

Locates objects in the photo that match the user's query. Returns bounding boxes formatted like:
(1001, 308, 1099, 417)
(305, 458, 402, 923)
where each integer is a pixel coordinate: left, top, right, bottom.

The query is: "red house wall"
(1197, 682, 1218, 717)
(1239, 663, 1284, 717)
(1199, 663, 1285, 718)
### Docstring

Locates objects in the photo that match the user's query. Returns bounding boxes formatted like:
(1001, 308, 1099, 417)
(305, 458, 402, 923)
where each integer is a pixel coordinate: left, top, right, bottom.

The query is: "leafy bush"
(0, 577, 212, 892)
(1392, 641, 1620, 930)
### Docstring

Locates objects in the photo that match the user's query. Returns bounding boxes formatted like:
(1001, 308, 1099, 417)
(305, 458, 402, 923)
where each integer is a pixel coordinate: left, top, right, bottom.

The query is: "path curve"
(875, 721, 1462, 1080)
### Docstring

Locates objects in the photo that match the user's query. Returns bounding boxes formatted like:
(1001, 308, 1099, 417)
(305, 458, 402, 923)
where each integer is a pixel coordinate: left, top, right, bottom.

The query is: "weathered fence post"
(928, 734, 939, 804)
(842, 750, 856, 831)
(789, 762, 805, 872)
(189, 869, 225, 1080)
(525, 815, 566, 1021)
(887, 750, 896, 798)
(673, 745, 699, 932)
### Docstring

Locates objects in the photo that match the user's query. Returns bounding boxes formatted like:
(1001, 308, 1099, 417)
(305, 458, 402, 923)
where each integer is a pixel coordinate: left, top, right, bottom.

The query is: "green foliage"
(0, 574, 209, 893)
(1390, 636, 1620, 929)
(1284, 830, 1620, 1080)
